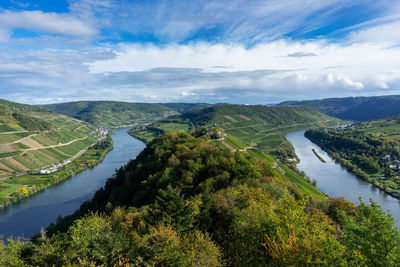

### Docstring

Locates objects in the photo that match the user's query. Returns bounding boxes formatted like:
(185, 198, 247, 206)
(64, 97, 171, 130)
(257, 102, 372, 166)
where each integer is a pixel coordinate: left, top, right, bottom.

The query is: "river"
(0, 128, 145, 240)
(286, 130, 400, 226)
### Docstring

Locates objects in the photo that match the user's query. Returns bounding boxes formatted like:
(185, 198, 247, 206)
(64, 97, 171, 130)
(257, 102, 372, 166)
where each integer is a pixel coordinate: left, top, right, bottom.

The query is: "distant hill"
(130, 104, 340, 159)
(278, 95, 400, 121)
(174, 104, 333, 127)
(42, 101, 213, 127)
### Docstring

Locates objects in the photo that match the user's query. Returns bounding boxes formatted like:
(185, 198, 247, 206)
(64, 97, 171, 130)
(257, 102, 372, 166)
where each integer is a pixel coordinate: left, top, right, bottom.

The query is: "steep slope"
(279, 95, 400, 121)
(42, 101, 213, 127)
(130, 104, 341, 159)
(0, 99, 104, 206)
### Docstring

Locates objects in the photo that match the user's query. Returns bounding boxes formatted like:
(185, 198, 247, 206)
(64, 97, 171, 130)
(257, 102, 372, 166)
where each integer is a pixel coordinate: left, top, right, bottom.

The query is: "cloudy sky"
(0, 0, 400, 104)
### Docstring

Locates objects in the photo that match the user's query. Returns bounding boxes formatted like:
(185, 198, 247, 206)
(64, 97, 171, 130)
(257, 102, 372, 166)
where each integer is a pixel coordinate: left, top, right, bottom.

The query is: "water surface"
(0, 128, 145, 240)
(286, 130, 400, 226)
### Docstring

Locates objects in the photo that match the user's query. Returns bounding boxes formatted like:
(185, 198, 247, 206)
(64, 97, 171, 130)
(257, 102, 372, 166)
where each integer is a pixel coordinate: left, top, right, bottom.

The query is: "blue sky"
(0, 0, 400, 104)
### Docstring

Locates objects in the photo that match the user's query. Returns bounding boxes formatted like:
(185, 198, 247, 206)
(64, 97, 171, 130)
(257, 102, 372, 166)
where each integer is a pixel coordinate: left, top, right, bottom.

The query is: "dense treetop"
(2, 132, 399, 266)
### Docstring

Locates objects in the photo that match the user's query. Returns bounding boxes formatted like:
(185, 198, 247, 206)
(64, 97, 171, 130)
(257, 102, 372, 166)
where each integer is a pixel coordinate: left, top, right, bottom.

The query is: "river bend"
(0, 128, 145, 240)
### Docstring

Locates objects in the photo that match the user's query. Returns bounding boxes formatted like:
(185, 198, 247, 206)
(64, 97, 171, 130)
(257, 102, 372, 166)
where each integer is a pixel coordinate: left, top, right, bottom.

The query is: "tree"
(147, 185, 195, 232)
(339, 199, 400, 266)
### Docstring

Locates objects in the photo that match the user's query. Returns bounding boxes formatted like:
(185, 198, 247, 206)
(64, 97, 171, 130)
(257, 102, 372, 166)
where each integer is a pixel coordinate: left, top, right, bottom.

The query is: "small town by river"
(286, 130, 400, 226)
(0, 128, 145, 240)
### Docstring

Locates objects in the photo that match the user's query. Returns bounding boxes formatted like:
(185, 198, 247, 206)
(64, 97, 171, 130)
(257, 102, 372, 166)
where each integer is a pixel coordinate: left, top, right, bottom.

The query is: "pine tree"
(148, 185, 195, 231)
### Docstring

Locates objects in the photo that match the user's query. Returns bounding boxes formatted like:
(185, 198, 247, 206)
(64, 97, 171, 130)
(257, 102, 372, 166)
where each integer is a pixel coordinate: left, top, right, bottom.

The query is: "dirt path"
(0, 139, 95, 181)
(238, 146, 255, 152)
(23, 137, 88, 152)
(11, 133, 38, 143)
(220, 140, 236, 152)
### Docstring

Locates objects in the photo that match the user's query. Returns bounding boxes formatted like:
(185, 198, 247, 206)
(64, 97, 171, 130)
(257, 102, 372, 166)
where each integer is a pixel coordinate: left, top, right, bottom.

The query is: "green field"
(278, 163, 326, 200)
(130, 105, 341, 156)
(0, 99, 100, 199)
(43, 101, 212, 127)
(128, 104, 339, 202)
(0, 135, 112, 207)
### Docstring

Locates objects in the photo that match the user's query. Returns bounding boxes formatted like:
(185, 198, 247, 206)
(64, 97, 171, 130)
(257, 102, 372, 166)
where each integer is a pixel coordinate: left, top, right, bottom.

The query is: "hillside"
(278, 95, 400, 121)
(42, 101, 213, 127)
(2, 132, 399, 266)
(305, 115, 400, 198)
(130, 104, 341, 159)
(0, 99, 107, 206)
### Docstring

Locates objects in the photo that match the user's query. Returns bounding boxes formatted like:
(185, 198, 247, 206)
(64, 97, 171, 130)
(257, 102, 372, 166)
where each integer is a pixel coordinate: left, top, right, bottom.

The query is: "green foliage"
(339, 199, 400, 266)
(0, 99, 100, 206)
(12, 112, 52, 131)
(130, 104, 340, 160)
(43, 101, 212, 127)
(306, 120, 400, 196)
(147, 185, 195, 231)
(2, 132, 400, 266)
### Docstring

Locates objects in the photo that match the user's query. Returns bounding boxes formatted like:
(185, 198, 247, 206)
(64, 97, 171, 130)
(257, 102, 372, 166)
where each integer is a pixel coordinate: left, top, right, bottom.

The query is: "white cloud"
(347, 19, 400, 45)
(0, 10, 98, 39)
(1, 0, 400, 104)
(327, 74, 364, 90)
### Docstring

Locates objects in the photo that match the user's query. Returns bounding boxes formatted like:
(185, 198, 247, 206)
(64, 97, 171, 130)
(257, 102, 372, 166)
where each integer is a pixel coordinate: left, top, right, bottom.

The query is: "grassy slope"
(279, 95, 400, 121)
(0, 99, 100, 205)
(130, 104, 340, 152)
(129, 104, 338, 199)
(42, 101, 213, 127)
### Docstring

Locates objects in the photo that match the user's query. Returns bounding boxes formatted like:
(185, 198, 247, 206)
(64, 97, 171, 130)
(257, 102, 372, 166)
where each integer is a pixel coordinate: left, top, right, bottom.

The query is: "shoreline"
(0, 134, 114, 208)
(304, 134, 400, 200)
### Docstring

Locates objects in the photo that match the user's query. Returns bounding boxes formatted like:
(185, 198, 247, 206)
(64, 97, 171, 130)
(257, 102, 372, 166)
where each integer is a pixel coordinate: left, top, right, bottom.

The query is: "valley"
(129, 104, 341, 160)
(0, 100, 112, 207)
(1, 97, 400, 265)
(43, 101, 213, 127)
(305, 115, 400, 198)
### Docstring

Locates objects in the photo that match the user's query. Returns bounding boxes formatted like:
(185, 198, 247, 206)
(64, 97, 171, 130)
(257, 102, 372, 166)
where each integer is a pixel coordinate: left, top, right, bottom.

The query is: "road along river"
(0, 128, 145, 240)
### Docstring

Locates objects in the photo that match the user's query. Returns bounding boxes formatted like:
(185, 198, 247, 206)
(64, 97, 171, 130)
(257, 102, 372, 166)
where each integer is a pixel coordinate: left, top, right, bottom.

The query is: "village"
(382, 154, 400, 173)
(37, 127, 110, 175)
(330, 123, 359, 131)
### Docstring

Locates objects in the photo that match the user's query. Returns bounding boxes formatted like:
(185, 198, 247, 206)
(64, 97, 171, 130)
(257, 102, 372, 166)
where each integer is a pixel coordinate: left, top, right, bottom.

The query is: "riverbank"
(312, 148, 400, 200)
(0, 128, 145, 240)
(286, 130, 400, 227)
(0, 134, 114, 208)
(304, 131, 400, 200)
(128, 128, 150, 144)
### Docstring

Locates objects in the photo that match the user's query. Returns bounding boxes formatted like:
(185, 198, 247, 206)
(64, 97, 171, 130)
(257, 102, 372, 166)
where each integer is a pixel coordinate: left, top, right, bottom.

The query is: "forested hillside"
(1, 132, 399, 266)
(305, 115, 400, 198)
(130, 104, 340, 159)
(279, 95, 400, 121)
(42, 101, 212, 127)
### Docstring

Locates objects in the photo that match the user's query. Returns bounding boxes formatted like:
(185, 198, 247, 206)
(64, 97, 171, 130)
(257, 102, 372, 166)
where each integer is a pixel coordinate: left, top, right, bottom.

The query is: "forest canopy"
(1, 132, 400, 266)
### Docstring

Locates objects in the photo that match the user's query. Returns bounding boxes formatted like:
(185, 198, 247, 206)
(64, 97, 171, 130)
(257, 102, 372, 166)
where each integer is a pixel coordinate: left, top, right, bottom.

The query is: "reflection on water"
(0, 128, 145, 240)
(286, 130, 400, 226)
